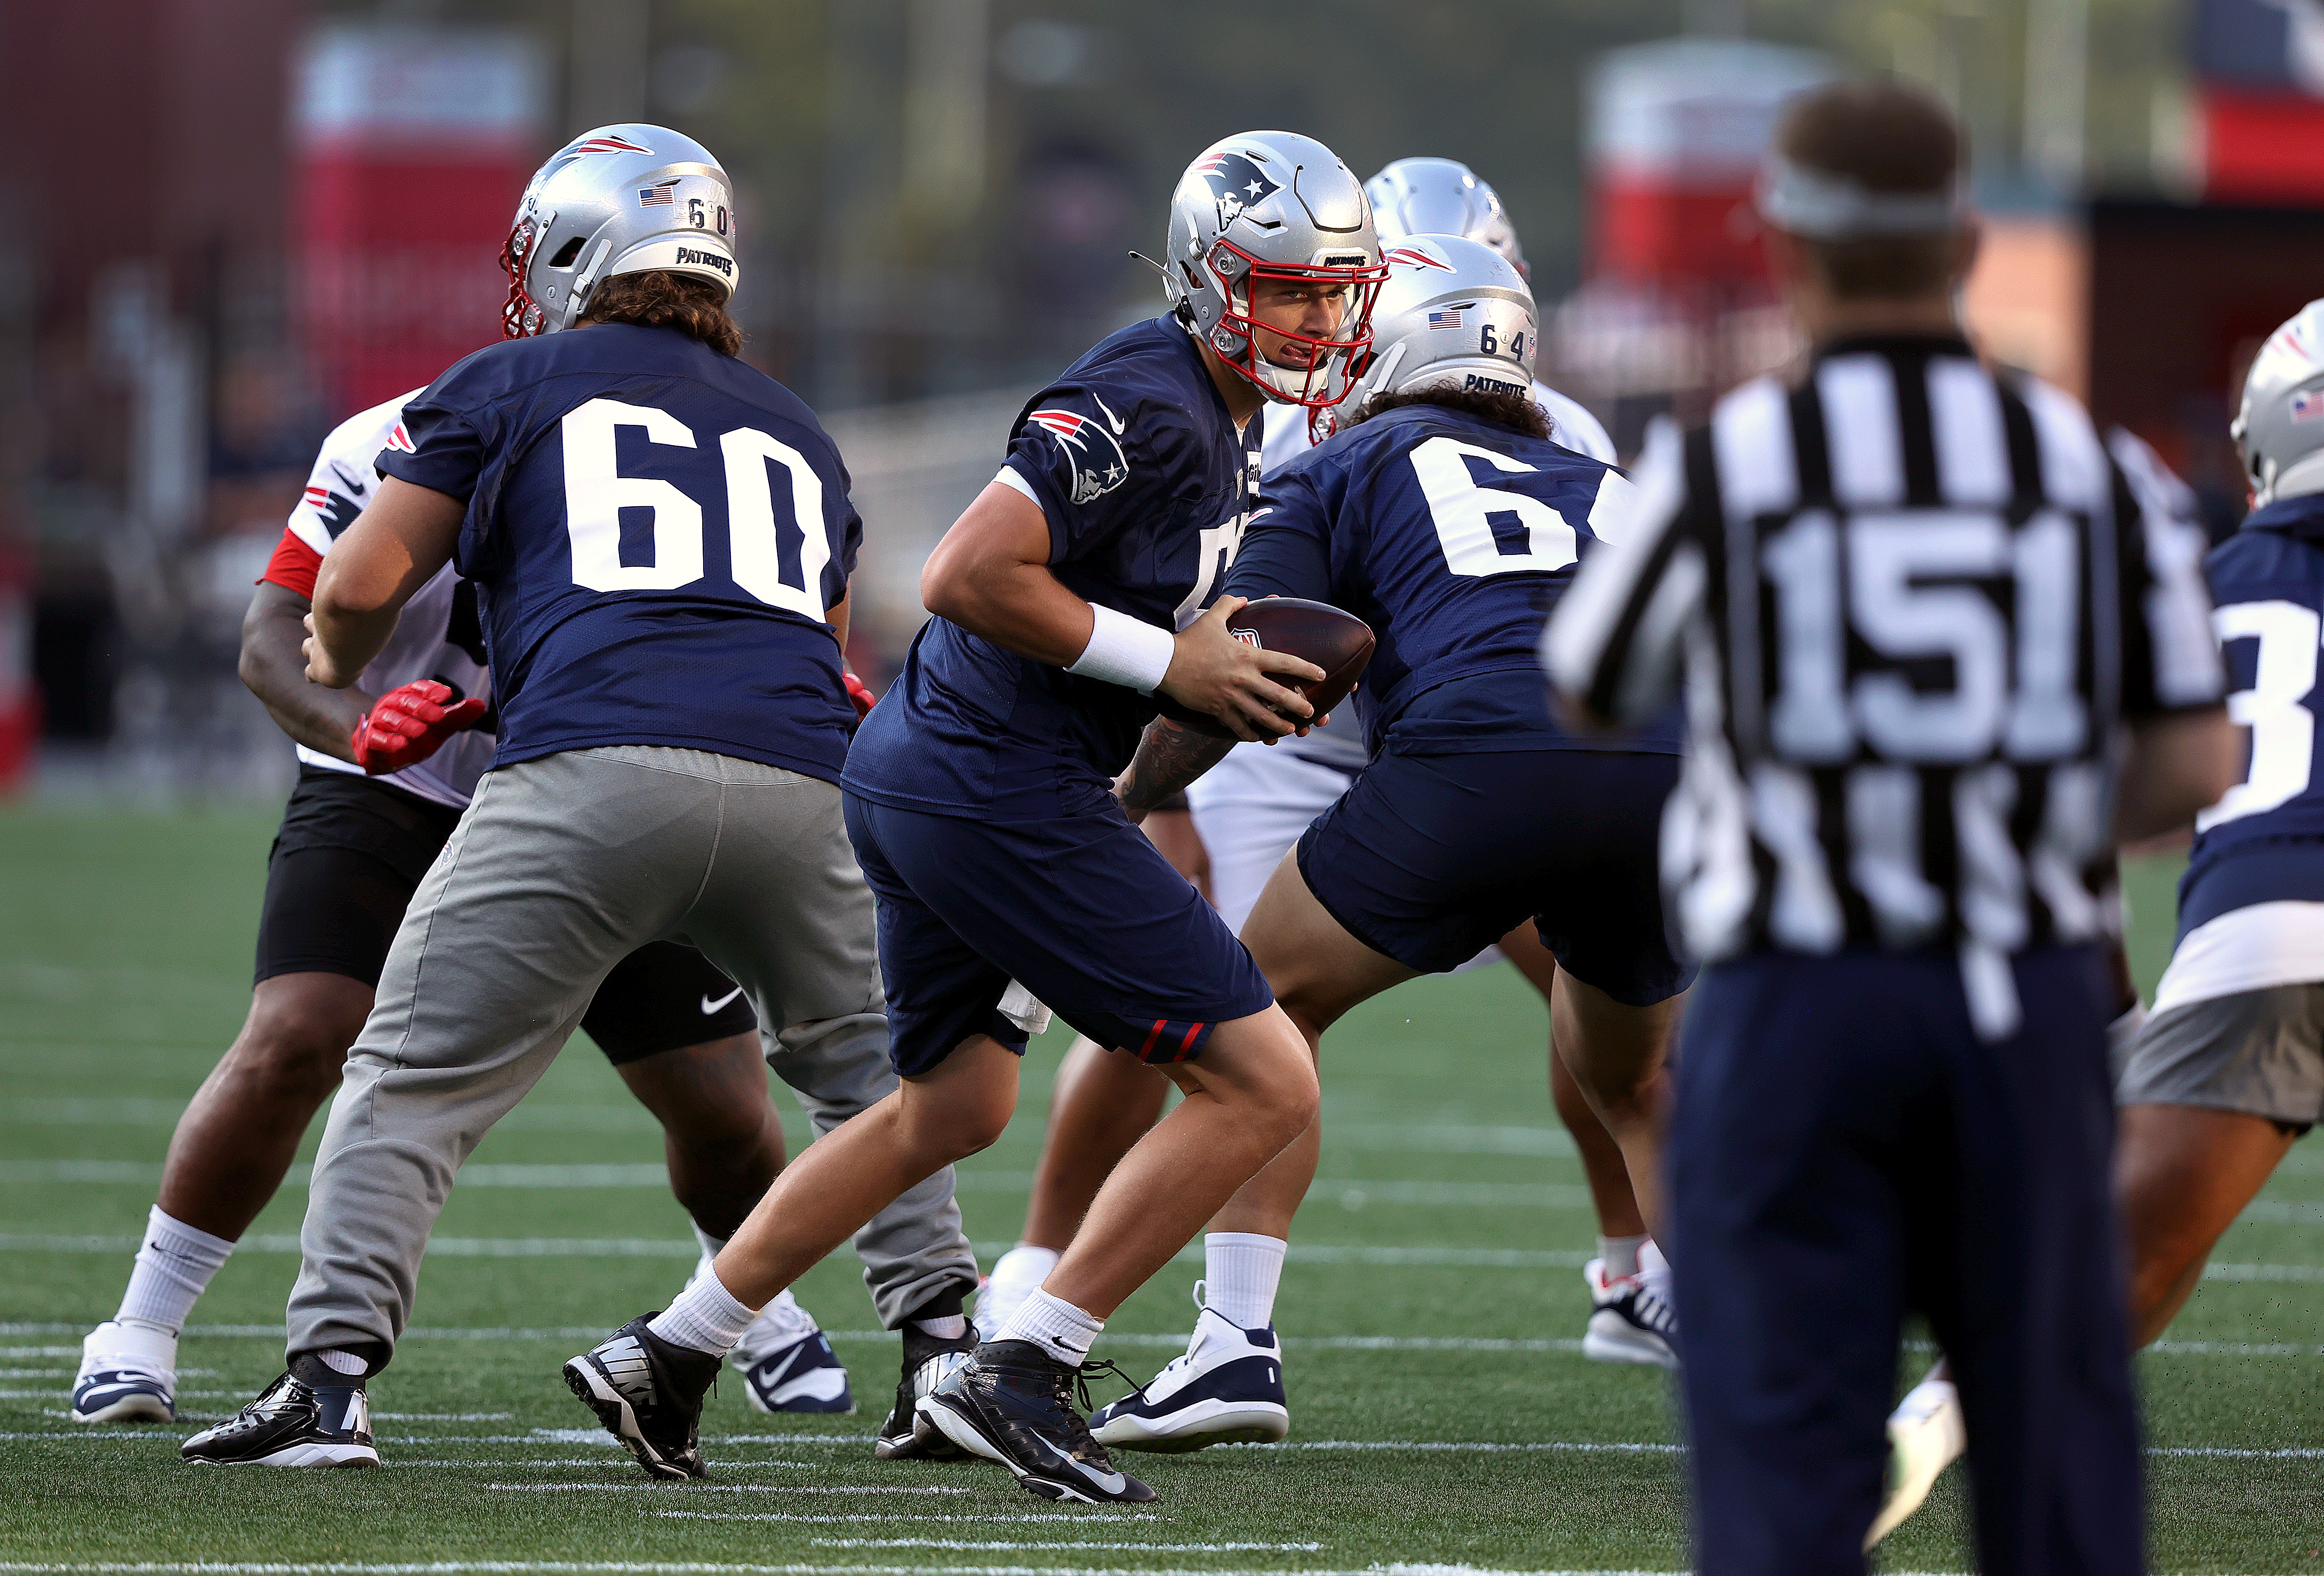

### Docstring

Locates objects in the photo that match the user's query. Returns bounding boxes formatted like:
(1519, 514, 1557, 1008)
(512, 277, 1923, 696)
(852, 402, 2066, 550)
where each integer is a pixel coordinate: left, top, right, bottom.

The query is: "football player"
(2116, 305, 2324, 1336)
(71, 388, 874, 1427)
(570, 130, 1381, 1505)
(978, 160, 1673, 1373)
(178, 125, 979, 1470)
(1083, 236, 1689, 1453)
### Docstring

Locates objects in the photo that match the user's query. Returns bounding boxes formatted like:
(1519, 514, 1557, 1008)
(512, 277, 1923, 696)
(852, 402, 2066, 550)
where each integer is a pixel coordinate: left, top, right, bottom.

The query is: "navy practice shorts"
(843, 792, 1275, 1077)
(258, 766, 756, 1063)
(1295, 746, 1691, 1005)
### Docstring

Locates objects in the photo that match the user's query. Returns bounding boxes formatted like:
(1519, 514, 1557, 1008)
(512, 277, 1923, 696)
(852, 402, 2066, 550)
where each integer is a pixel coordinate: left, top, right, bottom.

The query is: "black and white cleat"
(915, 1339, 1156, 1504)
(180, 1359, 378, 1468)
(562, 1313, 721, 1481)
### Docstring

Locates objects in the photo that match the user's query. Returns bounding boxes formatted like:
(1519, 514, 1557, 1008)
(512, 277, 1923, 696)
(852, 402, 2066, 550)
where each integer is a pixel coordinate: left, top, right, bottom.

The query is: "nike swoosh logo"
(1092, 394, 1127, 436)
(1036, 1434, 1126, 1495)
(700, 986, 745, 1015)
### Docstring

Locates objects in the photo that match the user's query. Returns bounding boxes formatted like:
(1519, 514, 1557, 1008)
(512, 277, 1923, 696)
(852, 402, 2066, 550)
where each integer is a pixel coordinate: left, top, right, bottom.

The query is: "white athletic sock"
(912, 1312, 968, 1340)
(316, 1349, 369, 1376)
(977, 1243, 1059, 1336)
(995, 1287, 1104, 1364)
(649, 1267, 763, 1357)
(116, 1207, 234, 1335)
(1598, 1233, 1649, 1281)
(1202, 1233, 1286, 1331)
(691, 1223, 728, 1262)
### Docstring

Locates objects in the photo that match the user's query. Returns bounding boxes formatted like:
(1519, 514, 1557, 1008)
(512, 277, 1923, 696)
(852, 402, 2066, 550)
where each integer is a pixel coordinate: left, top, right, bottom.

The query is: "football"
(1155, 596, 1376, 739)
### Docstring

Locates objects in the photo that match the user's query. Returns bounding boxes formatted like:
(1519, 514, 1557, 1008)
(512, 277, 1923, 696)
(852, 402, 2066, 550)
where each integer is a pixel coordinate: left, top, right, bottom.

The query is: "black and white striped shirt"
(1545, 334, 2223, 1028)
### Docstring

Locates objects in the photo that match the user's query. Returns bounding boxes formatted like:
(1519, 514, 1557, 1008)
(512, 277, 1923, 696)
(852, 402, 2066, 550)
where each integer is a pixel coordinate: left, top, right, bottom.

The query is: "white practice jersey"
(275, 389, 495, 808)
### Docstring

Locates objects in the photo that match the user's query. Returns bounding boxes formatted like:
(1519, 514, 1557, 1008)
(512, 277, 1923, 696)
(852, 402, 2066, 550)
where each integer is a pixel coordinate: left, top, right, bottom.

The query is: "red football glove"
(844, 671, 878, 720)
(351, 680, 489, 776)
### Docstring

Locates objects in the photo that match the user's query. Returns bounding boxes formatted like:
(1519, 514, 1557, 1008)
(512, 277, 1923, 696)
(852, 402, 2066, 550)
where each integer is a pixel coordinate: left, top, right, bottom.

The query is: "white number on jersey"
(1760, 507, 2089, 764)
(1408, 436, 1580, 578)
(2198, 598, 2320, 831)
(560, 396, 832, 618)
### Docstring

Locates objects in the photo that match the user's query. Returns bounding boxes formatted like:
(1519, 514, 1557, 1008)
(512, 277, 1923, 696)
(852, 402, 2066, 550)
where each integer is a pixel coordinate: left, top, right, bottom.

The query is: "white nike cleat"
(1088, 1304, 1289, 1453)
(1581, 1253, 1678, 1368)
(731, 1291, 852, 1414)
(1866, 1370, 1966, 1549)
(71, 1320, 177, 1423)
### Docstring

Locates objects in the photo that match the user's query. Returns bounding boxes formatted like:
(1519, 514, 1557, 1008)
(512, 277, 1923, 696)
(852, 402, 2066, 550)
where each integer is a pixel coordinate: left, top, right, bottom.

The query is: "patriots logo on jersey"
(304, 482, 366, 541)
(1193, 150, 1280, 230)
(1028, 407, 1131, 506)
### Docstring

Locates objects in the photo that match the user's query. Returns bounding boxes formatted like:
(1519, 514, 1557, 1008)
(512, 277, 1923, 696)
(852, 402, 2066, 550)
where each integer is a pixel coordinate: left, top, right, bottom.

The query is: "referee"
(1545, 81, 2235, 1573)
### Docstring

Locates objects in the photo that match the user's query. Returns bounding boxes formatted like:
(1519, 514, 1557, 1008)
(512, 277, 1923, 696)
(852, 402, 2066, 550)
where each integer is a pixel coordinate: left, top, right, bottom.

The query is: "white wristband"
(1067, 605, 1176, 694)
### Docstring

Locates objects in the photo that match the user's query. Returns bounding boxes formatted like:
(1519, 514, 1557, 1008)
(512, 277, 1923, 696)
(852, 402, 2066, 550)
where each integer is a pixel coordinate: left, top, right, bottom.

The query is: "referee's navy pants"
(1670, 944, 2141, 1576)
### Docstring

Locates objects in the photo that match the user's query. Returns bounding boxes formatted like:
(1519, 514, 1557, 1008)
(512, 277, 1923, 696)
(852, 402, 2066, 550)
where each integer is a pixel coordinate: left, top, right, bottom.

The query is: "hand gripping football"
(1156, 597, 1376, 740)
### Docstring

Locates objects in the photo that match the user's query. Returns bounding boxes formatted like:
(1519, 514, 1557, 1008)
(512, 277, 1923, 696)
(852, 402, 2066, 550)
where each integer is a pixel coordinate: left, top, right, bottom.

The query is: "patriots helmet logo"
(1193, 149, 1281, 230)
(572, 134, 656, 156)
(1027, 406, 1131, 506)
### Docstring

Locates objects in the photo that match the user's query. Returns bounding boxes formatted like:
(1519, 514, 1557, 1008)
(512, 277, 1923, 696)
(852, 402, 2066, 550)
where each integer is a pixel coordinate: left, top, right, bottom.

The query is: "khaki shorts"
(2115, 983, 2324, 1131)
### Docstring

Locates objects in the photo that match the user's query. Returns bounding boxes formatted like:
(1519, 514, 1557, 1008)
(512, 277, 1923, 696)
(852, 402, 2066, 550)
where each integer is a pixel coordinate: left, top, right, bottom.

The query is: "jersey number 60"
(561, 396, 832, 621)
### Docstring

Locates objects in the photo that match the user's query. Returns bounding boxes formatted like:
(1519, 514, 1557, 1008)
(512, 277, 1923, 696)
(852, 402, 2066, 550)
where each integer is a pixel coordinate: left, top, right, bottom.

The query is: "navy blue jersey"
(379, 323, 861, 783)
(845, 315, 1262, 820)
(2180, 493, 2324, 934)
(1227, 401, 1683, 758)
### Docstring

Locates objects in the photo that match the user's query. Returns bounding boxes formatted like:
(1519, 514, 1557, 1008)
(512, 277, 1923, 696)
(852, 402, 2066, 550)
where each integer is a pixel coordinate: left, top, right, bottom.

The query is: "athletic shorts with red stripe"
(841, 792, 1273, 1077)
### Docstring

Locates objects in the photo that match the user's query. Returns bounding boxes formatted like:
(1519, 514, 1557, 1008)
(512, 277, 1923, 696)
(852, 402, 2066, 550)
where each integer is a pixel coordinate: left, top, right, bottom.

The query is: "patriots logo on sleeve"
(1193, 150, 1281, 229)
(1027, 406, 1131, 506)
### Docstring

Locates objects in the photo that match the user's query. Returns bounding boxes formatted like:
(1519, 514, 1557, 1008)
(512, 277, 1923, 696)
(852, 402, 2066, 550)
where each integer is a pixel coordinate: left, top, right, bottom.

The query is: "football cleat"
(1088, 1305, 1289, 1453)
(914, 1339, 1156, 1503)
(875, 1323, 977, 1461)
(72, 1320, 176, 1424)
(1867, 1370, 1967, 1549)
(732, 1294, 852, 1415)
(1581, 1255, 1678, 1368)
(563, 1313, 721, 1481)
(180, 1359, 377, 1468)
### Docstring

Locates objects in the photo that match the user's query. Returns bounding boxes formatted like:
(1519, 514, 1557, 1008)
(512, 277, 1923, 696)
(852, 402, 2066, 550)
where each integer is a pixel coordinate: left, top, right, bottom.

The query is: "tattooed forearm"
(1115, 715, 1235, 822)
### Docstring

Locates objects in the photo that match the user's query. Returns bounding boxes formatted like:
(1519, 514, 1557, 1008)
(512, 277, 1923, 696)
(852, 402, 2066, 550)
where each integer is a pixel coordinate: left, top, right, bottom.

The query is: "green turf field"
(2, 804, 2322, 1574)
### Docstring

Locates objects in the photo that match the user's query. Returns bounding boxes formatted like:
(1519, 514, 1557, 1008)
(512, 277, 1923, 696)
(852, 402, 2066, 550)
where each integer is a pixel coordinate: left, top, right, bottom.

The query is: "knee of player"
(230, 1001, 366, 1094)
(1249, 1053, 1322, 1138)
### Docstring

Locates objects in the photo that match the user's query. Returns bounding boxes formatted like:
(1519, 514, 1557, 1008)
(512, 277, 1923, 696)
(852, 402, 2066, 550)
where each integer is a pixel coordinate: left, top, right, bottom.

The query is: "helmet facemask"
(498, 213, 547, 339)
(1197, 238, 1386, 411)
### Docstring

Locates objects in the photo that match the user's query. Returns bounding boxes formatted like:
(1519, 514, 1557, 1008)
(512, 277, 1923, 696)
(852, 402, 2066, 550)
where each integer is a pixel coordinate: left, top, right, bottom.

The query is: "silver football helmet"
(1365, 158, 1527, 279)
(499, 124, 739, 339)
(1161, 131, 1387, 409)
(1346, 235, 1537, 409)
(2235, 300, 2324, 506)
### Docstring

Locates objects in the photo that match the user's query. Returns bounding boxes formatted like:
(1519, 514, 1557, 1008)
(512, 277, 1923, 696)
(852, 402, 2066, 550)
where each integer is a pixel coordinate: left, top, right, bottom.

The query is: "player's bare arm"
(920, 480, 1323, 741)
(304, 476, 466, 687)
(1114, 715, 1235, 824)
(2115, 706, 2239, 843)
(239, 581, 371, 762)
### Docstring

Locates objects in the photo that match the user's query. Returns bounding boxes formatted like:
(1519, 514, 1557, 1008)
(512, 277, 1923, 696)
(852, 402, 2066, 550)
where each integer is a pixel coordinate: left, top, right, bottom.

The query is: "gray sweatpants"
(285, 745, 978, 1361)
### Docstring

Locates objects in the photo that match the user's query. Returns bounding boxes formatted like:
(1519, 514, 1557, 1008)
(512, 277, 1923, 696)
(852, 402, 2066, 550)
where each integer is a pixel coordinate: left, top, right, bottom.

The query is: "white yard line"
(799, 1552, 1320, 1562)
(486, 1484, 970, 1494)
(804, 1542, 1322, 1552)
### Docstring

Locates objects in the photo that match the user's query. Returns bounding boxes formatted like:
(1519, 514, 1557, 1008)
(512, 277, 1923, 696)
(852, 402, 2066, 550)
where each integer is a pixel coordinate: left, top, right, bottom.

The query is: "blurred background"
(2, 0, 2318, 799)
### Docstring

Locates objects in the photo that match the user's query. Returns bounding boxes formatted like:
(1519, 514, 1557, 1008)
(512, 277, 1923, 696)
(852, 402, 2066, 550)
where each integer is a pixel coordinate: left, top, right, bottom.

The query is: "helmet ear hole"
(547, 236, 587, 268)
